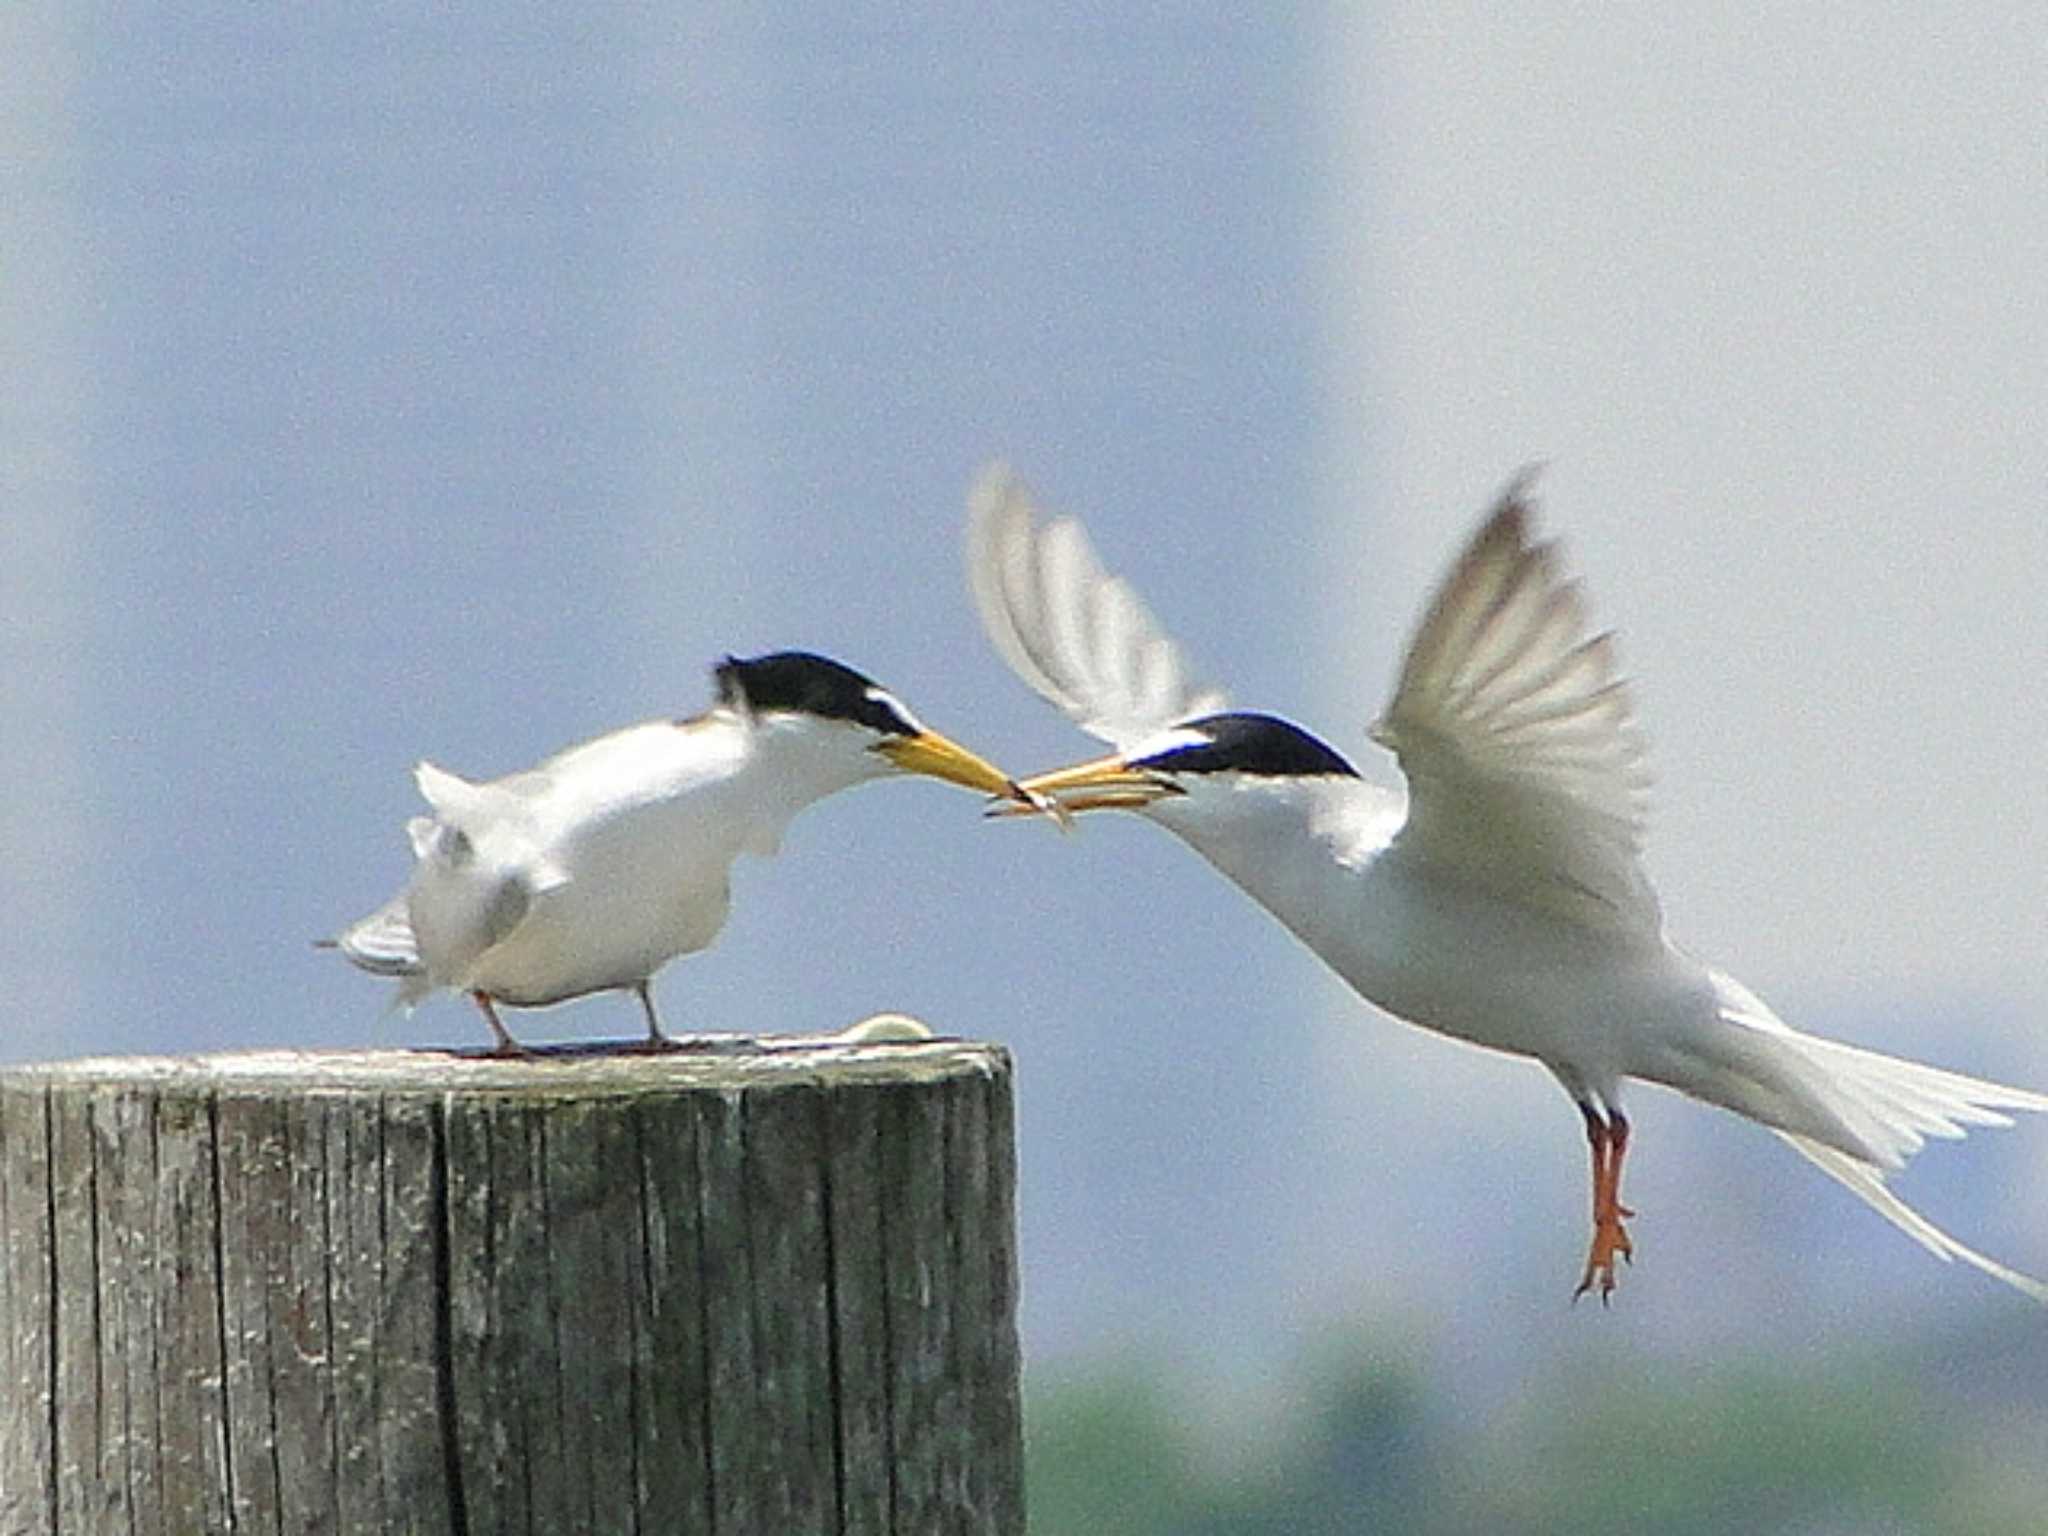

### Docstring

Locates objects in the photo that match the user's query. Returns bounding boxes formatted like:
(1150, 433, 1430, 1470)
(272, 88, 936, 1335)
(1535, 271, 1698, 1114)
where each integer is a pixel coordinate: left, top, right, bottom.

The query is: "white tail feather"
(1703, 968, 2048, 1301)
(332, 893, 422, 977)
(1776, 1031, 2048, 1170)
(1776, 1131, 2048, 1303)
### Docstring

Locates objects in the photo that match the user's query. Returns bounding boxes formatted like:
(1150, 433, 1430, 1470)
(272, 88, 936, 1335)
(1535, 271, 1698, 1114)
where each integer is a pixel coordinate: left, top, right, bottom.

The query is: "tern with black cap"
(328, 650, 1030, 1052)
(970, 464, 2048, 1302)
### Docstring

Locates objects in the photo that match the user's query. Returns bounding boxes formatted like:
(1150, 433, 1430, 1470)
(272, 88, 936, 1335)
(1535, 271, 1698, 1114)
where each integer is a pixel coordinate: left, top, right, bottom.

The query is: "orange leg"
(471, 991, 530, 1057)
(1573, 1105, 1635, 1304)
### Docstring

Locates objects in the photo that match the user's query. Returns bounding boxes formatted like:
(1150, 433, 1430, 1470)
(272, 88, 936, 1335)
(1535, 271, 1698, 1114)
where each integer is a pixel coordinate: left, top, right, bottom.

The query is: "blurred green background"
(1027, 1311, 2048, 1534)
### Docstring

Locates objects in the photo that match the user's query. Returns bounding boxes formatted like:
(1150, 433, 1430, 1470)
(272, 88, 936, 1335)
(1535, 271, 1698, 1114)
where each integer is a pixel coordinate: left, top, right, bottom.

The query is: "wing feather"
(1372, 470, 1659, 932)
(967, 463, 1225, 746)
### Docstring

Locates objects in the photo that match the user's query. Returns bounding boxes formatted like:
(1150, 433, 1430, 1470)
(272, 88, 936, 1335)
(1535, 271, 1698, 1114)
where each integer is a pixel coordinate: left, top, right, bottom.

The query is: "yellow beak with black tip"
(988, 752, 1185, 818)
(876, 728, 1036, 806)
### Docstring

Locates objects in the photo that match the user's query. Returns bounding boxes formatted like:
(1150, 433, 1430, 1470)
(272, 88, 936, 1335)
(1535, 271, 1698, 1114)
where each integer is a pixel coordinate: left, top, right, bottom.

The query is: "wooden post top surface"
(0, 1024, 1025, 1533)
(0, 1032, 1011, 1100)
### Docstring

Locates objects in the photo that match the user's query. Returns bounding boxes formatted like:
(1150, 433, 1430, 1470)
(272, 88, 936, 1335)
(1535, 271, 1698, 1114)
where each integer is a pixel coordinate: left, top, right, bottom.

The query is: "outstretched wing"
(967, 462, 1226, 748)
(1371, 470, 1660, 933)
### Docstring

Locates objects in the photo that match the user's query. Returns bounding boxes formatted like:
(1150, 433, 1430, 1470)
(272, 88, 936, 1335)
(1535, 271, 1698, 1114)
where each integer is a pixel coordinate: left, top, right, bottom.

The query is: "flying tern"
(969, 464, 2048, 1302)
(328, 650, 1029, 1053)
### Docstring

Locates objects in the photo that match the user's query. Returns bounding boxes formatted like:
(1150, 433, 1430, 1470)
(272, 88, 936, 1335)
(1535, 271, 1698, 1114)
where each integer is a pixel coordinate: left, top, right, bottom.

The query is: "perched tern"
(328, 650, 1029, 1053)
(969, 464, 2048, 1302)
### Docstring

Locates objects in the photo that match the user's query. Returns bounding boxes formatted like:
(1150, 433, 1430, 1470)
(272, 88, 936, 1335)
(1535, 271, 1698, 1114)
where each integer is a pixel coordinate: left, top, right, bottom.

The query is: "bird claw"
(1572, 1214, 1636, 1305)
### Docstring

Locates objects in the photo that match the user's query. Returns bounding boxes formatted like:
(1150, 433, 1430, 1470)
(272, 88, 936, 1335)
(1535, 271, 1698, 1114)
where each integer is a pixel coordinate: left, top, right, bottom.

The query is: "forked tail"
(322, 894, 435, 1011)
(1775, 1130, 2048, 1302)
(328, 893, 423, 977)
(1711, 969, 2048, 1302)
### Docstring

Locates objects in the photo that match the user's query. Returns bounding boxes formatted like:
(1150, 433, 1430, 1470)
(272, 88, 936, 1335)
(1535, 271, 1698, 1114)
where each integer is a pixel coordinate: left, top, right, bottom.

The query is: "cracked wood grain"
(0, 1042, 1022, 1534)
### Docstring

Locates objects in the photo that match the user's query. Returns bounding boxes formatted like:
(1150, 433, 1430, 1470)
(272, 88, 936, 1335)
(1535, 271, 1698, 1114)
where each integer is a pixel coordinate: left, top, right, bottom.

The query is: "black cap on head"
(1133, 712, 1359, 780)
(714, 651, 918, 736)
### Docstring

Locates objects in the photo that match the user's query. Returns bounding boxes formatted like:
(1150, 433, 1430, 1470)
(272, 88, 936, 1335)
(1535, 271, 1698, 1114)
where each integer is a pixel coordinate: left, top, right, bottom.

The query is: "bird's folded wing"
(1371, 471, 1660, 933)
(967, 462, 1226, 748)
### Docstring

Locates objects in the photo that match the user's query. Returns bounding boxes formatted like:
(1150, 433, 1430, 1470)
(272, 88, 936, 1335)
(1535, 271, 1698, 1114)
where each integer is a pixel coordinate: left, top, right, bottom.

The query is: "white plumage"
(969, 464, 2048, 1302)
(328, 650, 1025, 1052)
(969, 468, 1227, 749)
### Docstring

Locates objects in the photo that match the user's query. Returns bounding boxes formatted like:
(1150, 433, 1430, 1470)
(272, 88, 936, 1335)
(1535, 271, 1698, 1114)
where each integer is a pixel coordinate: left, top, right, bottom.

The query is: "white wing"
(967, 463, 1226, 748)
(1371, 470, 1660, 933)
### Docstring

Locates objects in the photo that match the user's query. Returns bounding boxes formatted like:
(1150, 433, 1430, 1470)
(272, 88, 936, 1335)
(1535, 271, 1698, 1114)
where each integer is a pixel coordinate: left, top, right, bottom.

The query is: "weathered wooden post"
(0, 1036, 1023, 1535)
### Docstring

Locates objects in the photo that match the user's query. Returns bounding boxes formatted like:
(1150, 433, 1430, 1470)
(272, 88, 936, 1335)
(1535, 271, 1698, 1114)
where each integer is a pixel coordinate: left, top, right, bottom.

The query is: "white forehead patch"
(863, 685, 922, 733)
(1128, 724, 1212, 763)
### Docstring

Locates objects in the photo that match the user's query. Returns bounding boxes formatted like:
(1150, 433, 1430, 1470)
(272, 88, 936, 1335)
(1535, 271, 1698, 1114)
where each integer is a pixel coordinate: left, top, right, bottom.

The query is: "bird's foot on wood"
(471, 993, 534, 1057)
